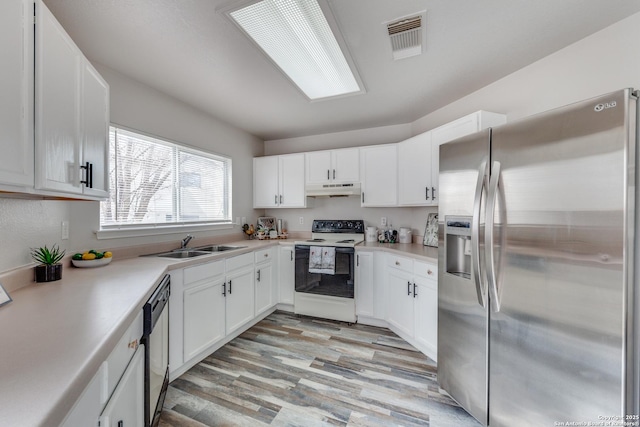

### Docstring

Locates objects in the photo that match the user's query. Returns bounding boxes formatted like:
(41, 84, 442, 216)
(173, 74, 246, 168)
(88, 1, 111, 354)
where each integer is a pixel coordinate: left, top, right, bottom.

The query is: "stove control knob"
(336, 221, 343, 229)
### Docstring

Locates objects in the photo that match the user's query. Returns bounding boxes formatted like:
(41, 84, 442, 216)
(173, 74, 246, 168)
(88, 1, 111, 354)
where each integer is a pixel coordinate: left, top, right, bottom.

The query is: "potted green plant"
(31, 244, 66, 282)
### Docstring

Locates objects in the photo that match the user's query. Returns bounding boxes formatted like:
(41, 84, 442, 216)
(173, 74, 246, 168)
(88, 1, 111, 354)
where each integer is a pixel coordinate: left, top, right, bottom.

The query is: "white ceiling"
(43, 0, 640, 141)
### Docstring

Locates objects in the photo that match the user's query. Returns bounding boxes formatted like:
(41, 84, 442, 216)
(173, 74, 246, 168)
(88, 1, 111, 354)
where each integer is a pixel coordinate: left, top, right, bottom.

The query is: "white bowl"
(72, 257, 113, 268)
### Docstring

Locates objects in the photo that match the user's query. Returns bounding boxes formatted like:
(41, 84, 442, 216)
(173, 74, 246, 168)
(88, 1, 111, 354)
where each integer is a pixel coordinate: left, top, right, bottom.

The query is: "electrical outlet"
(299, 217, 304, 225)
(381, 217, 387, 227)
(61, 221, 69, 240)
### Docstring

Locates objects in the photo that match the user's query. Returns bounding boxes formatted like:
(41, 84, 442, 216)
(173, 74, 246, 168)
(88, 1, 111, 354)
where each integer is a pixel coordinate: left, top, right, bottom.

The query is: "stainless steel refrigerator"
(437, 89, 639, 426)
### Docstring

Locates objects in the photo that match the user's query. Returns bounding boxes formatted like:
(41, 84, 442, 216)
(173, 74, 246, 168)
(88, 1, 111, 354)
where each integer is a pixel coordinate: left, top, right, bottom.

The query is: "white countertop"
(0, 238, 434, 426)
(357, 241, 438, 263)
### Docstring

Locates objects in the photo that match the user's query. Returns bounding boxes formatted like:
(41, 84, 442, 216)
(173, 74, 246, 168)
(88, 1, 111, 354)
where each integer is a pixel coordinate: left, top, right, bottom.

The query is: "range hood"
(306, 182, 361, 197)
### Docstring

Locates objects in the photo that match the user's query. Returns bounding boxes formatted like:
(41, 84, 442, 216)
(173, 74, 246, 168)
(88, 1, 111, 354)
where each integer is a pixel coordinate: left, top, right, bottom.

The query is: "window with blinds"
(100, 126, 232, 228)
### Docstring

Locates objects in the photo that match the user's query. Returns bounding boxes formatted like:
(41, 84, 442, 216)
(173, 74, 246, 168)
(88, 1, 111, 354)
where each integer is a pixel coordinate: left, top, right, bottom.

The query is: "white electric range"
(293, 220, 364, 322)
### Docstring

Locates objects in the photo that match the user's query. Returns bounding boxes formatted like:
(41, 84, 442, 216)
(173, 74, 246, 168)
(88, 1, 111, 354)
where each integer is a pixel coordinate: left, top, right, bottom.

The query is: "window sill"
(96, 222, 235, 240)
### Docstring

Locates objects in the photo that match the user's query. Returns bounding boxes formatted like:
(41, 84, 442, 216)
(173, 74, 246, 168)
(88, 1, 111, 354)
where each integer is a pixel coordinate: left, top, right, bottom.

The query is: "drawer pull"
(427, 270, 433, 275)
(395, 261, 400, 266)
(128, 339, 138, 350)
(264, 253, 268, 258)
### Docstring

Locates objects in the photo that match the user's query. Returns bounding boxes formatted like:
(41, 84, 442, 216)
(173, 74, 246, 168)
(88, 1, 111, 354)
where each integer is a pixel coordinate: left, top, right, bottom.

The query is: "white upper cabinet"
(278, 154, 306, 208)
(35, 0, 109, 199)
(80, 61, 110, 198)
(360, 144, 397, 207)
(0, 0, 34, 190)
(253, 154, 307, 208)
(253, 156, 279, 208)
(399, 111, 506, 207)
(398, 131, 433, 206)
(306, 148, 360, 185)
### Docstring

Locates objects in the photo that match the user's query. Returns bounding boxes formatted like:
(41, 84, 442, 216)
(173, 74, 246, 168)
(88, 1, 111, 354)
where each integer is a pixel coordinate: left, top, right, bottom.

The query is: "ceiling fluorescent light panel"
(227, 0, 364, 100)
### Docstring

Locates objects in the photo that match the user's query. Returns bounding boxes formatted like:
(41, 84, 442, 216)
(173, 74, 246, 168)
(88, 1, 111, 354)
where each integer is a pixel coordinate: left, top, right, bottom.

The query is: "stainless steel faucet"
(181, 234, 194, 249)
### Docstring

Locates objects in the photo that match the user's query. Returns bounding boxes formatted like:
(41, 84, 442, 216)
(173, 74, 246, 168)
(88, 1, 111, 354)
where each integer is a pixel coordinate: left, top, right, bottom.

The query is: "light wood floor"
(159, 311, 480, 427)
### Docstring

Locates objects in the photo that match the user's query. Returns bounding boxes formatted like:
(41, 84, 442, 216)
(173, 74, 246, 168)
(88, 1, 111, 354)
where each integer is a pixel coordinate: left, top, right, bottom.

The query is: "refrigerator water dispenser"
(445, 216, 472, 279)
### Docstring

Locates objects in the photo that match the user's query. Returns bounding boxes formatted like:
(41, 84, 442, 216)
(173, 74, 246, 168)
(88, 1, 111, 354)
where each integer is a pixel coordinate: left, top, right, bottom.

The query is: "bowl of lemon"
(71, 250, 113, 268)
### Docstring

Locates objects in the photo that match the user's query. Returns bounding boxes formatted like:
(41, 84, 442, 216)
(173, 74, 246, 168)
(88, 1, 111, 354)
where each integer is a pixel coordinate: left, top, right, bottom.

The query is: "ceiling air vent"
(386, 12, 426, 60)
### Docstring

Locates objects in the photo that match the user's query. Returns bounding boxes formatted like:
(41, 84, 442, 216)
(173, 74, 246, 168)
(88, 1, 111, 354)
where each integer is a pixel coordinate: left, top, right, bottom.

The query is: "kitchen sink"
(155, 250, 211, 258)
(193, 245, 247, 252)
(148, 245, 246, 258)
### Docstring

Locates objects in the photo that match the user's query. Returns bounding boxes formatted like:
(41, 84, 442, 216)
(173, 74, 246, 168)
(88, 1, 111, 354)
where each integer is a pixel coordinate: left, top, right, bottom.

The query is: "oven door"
(294, 245, 354, 298)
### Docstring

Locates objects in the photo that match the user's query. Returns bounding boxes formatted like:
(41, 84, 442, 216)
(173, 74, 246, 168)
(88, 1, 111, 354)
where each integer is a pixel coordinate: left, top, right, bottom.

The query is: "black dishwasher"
(142, 274, 170, 427)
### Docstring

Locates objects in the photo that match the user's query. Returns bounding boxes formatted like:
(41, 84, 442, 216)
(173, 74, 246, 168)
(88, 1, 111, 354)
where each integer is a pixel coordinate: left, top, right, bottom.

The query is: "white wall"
(265, 11, 640, 236)
(3, 11, 640, 272)
(265, 123, 412, 155)
(0, 65, 263, 273)
(266, 197, 435, 241)
(411, 11, 640, 134)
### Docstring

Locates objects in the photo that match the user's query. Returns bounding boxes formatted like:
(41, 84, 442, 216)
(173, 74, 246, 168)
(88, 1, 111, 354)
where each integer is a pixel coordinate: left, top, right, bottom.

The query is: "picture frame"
(257, 216, 276, 231)
(423, 213, 438, 247)
(0, 282, 12, 308)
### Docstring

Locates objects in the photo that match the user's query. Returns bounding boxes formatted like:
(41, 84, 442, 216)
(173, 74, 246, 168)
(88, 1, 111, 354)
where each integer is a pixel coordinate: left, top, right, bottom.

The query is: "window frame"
(97, 124, 233, 239)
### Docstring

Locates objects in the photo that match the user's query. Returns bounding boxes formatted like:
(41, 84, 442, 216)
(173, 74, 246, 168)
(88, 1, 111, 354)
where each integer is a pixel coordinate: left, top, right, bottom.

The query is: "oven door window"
(295, 246, 354, 298)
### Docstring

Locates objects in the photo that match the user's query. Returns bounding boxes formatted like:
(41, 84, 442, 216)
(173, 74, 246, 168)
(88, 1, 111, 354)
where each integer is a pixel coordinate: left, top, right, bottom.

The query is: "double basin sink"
(152, 245, 247, 258)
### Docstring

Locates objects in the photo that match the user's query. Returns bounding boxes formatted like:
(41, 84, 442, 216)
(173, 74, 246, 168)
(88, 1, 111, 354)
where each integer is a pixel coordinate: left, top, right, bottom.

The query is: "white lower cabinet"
(386, 256, 416, 337)
(355, 251, 374, 318)
(60, 363, 104, 427)
(414, 273, 438, 358)
(179, 253, 256, 364)
(61, 311, 144, 427)
(225, 253, 255, 336)
(171, 248, 286, 379)
(99, 344, 145, 427)
(183, 261, 226, 362)
(255, 248, 275, 316)
(278, 246, 295, 306)
(384, 254, 438, 361)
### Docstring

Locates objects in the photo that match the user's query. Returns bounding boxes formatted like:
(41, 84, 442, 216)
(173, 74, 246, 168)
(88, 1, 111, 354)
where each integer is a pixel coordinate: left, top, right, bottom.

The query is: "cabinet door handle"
(257, 269, 261, 282)
(432, 187, 436, 200)
(327, 169, 330, 180)
(362, 192, 364, 203)
(80, 162, 89, 187)
(407, 281, 411, 296)
(413, 282, 417, 298)
(290, 251, 293, 261)
(222, 282, 226, 296)
(118, 421, 123, 427)
(356, 255, 359, 267)
(89, 162, 93, 188)
(425, 187, 429, 200)
(275, 195, 278, 205)
(333, 169, 336, 180)
(229, 279, 232, 294)
(280, 195, 283, 204)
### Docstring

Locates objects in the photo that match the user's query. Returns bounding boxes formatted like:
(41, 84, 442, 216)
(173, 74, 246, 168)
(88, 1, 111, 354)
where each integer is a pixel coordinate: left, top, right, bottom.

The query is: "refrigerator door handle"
(485, 160, 502, 313)
(471, 159, 488, 308)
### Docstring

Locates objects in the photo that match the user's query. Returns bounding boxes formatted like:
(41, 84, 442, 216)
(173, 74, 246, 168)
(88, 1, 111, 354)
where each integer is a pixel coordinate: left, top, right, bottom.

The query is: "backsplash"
(265, 196, 437, 240)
